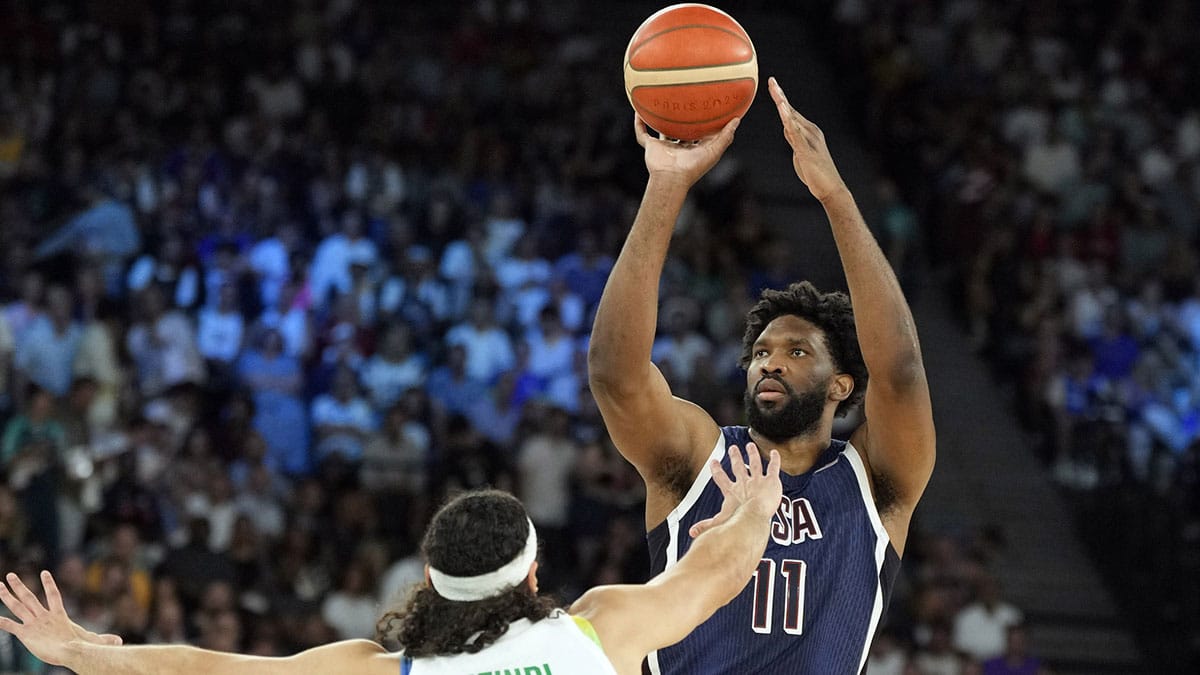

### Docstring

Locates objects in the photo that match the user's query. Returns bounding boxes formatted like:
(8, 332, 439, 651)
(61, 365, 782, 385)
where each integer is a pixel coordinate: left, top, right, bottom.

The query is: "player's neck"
(747, 425, 831, 476)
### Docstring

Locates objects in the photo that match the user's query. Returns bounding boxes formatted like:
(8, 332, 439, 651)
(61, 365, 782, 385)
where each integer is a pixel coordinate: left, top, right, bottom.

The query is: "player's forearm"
(821, 188, 924, 384)
(587, 176, 688, 388)
(63, 641, 277, 675)
(683, 505, 772, 604)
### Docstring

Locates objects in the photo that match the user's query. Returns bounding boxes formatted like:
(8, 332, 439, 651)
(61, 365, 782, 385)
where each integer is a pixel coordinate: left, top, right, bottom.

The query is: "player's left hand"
(0, 571, 124, 666)
(768, 77, 848, 203)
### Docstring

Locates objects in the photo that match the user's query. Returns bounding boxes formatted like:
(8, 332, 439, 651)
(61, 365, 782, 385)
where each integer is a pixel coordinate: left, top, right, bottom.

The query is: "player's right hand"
(634, 113, 739, 189)
(688, 443, 782, 538)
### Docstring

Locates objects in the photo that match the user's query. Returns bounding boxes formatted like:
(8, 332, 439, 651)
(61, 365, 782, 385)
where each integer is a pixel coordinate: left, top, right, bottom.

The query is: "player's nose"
(759, 354, 785, 376)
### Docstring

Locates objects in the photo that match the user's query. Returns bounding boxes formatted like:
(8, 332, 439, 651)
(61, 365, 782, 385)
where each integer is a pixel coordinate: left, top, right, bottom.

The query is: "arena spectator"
(953, 575, 1024, 663)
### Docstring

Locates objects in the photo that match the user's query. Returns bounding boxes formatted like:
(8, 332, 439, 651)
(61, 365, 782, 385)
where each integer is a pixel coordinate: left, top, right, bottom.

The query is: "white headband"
(428, 518, 538, 602)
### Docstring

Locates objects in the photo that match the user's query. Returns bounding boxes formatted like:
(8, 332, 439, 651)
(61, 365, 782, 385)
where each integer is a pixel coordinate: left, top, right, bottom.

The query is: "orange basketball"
(623, 4, 758, 141)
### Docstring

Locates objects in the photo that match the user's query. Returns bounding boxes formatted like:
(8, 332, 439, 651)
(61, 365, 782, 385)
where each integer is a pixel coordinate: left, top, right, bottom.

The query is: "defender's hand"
(0, 571, 123, 667)
(768, 77, 847, 203)
(634, 114, 740, 190)
(689, 443, 783, 538)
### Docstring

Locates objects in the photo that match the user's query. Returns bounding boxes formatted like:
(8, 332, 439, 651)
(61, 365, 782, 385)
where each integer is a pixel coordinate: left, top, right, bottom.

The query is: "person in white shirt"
(196, 285, 245, 365)
(126, 287, 205, 396)
(13, 286, 81, 397)
(359, 323, 427, 409)
(1, 444, 782, 675)
(310, 367, 376, 462)
(309, 210, 378, 310)
(952, 575, 1024, 662)
(444, 299, 515, 383)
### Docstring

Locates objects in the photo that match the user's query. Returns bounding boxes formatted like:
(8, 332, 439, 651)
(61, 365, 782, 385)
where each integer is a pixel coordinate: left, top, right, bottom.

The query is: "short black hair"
(739, 281, 867, 418)
(423, 490, 528, 576)
(377, 490, 556, 656)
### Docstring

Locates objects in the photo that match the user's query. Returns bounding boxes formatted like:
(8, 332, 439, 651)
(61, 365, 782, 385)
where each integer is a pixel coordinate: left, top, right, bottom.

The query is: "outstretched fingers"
(0, 574, 37, 623)
(765, 448, 782, 479)
(40, 571, 65, 616)
(0, 616, 20, 635)
(709, 457, 734, 496)
(768, 77, 823, 149)
(745, 441, 763, 476)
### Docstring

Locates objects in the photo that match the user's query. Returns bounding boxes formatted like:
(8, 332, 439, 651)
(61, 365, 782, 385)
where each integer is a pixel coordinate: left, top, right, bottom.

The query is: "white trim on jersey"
(647, 430, 727, 675)
(842, 444, 891, 675)
(663, 430, 728, 566)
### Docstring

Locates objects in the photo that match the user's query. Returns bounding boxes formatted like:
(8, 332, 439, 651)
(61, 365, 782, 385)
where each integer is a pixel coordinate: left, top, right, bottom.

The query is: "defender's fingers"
(766, 449, 782, 479)
(689, 517, 717, 538)
(99, 633, 123, 646)
(727, 445, 749, 480)
(709, 458, 735, 495)
(5, 574, 43, 617)
(0, 577, 34, 621)
(41, 571, 65, 614)
(0, 616, 21, 635)
(745, 442, 764, 476)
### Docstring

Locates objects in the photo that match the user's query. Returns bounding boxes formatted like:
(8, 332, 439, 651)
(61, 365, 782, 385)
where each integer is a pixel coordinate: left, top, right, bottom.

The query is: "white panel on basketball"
(623, 59, 759, 90)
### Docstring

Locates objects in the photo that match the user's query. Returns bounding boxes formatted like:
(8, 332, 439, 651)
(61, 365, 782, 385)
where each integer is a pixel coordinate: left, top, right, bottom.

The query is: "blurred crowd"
(824, 0, 1200, 668)
(867, 526, 1043, 675)
(0, 0, 803, 669)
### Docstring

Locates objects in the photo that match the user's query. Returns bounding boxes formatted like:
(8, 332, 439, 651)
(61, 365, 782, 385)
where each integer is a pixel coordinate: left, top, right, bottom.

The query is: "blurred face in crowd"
(382, 324, 411, 359)
(47, 285, 73, 326)
(469, 299, 492, 328)
(218, 284, 238, 312)
(20, 271, 44, 306)
(333, 368, 358, 401)
(447, 345, 467, 375)
(262, 329, 284, 356)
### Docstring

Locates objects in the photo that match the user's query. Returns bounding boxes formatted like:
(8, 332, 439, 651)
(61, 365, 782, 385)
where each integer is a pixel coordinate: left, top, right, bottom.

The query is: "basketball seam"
(627, 24, 754, 66)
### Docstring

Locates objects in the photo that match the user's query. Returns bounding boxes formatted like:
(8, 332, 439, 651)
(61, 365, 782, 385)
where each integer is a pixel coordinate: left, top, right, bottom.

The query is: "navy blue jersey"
(646, 426, 900, 675)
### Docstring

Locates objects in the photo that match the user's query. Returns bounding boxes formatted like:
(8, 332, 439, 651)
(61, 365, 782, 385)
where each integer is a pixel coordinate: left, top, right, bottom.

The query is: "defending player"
(0, 444, 781, 675)
(587, 77, 936, 674)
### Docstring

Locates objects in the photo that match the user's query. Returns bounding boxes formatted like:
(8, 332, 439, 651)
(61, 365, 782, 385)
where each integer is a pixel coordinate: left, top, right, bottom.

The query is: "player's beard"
(744, 377, 828, 443)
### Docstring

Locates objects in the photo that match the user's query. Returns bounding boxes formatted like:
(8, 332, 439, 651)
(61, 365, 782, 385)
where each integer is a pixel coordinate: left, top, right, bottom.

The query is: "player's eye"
(791, 348, 807, 357)
(754, 349, 768, 358)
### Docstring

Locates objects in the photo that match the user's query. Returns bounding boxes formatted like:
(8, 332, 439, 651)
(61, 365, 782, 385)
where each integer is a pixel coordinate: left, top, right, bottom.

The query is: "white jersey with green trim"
(406, 610, 616, 675)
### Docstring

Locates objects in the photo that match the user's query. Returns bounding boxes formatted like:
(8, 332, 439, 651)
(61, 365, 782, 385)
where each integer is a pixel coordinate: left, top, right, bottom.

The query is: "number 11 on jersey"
(750, 558, 806, 635)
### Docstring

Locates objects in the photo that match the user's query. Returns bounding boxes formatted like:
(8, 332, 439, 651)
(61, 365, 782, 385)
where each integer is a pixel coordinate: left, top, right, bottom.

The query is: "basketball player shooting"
(0, 445, 782, 674)
(587, 77, 936, 674)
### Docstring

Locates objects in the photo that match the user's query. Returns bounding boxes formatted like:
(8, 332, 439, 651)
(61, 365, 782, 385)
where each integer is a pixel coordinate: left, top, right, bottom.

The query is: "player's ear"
(527, 561, 539, 594)
(423, 565, 432, 587)
(830, 373, 854, 402)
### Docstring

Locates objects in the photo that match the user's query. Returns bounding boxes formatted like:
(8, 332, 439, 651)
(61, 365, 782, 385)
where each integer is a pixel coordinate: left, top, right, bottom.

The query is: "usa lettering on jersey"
(771, 496, 823, 545)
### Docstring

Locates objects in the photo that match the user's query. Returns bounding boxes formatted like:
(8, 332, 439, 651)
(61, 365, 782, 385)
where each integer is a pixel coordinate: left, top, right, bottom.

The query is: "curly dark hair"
(739, 281, 868, 418)
(375, 490, 558, 656)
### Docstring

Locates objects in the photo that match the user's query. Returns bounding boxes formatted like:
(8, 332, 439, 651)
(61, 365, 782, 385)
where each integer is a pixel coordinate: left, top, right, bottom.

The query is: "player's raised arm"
(570, 443, 782, 674)
(587, 115, 735, 493)
(768, 77, 935, 554)
(0, 571, 396, 675)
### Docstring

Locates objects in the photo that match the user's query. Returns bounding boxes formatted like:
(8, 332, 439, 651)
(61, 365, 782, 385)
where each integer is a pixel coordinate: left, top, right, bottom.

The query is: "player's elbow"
(587, 343, 616, 378)
(872, 358, 927, 394)
(587, 347, 631, 393)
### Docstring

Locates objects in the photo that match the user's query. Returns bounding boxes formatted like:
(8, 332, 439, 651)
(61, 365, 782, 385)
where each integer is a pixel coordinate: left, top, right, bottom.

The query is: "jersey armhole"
(572, 615, 603, 648)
